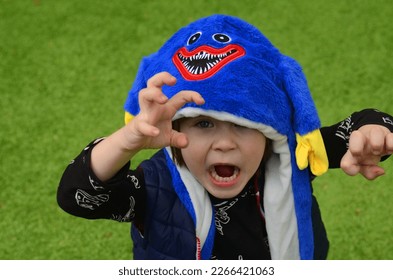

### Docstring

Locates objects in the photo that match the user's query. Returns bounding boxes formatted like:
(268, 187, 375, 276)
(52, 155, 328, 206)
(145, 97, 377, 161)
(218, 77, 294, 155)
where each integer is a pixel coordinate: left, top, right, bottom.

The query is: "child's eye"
(233, 123, 246, 129)
(196, 120, 213, 128)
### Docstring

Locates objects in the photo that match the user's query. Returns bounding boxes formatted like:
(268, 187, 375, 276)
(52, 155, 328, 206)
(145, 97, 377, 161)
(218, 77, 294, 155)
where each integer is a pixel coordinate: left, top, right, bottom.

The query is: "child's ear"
(279, 55, 328, 175)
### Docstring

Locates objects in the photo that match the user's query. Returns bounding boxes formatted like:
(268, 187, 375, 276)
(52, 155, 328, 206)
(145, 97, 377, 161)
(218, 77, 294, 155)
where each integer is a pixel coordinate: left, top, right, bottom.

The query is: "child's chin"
(207, 184, 243, 199)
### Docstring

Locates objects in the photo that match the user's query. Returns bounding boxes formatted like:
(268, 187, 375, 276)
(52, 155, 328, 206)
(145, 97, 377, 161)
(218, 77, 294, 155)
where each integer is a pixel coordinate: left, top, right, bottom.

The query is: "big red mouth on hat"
(173, 44, 245, 81)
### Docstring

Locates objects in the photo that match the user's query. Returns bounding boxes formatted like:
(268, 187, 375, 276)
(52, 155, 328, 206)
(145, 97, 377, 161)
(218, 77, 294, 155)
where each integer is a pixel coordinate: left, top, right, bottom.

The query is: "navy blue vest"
(131, 150, 199, 259)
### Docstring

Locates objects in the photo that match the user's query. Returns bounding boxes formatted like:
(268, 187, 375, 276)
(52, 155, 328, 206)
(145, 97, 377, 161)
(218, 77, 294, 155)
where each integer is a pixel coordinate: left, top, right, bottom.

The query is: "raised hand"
(340, 124, 393, 180)
(125, 72, 205, 150)
(91, 72, 204, 181)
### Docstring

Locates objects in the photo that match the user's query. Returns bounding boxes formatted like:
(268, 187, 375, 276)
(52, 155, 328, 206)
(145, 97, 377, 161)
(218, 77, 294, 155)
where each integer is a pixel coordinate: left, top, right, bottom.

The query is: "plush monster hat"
(124, 14, 328, 260)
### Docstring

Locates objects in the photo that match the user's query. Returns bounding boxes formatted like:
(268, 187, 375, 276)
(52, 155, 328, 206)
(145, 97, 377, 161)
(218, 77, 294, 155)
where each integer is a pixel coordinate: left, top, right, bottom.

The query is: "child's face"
(179, 116, 267, 199)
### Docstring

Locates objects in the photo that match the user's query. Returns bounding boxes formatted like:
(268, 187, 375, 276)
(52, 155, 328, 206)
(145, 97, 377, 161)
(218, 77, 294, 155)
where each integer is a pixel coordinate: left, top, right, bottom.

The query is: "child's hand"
(125, 72, 205, 150)
(340, 125, 393, 180)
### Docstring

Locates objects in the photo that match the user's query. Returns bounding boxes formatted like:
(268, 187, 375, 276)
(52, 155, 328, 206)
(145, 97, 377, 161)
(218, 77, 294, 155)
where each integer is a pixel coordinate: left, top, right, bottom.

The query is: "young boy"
(57, 15, 393, 260)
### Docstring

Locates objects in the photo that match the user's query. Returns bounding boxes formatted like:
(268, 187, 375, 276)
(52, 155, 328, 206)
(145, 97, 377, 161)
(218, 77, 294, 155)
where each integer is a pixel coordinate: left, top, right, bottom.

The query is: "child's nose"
(212, 129, 237, 152)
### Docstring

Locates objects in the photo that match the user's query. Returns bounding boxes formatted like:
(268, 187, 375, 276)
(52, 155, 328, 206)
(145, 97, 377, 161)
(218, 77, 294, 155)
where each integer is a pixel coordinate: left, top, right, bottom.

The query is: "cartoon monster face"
(172, 31, 245, 80)
(125, 14, 319, 137)
(125, 15, 291, 134)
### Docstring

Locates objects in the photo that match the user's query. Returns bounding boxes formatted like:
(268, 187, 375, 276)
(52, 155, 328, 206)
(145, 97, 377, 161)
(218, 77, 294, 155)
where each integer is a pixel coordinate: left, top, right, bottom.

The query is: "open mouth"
(209, 165, 240, 183)
(172, 44, 245, 80)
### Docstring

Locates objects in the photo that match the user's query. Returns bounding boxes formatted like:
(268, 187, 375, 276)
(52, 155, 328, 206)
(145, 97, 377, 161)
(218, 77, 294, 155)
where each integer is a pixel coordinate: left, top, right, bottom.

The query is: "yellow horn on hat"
(295, 129, 329, 176)
(125, 111, 135, 124)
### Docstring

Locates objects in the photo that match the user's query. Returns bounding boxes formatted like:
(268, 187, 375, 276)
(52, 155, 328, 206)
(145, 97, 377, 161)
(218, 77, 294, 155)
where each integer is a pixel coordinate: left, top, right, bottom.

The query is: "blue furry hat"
(124, 14, 328, 260)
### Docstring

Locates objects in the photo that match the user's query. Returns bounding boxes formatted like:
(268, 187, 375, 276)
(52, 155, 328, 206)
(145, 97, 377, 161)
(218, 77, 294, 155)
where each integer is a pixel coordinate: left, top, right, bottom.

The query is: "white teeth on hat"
(209, 166, 239, 182)
(177, 49, 237, 75)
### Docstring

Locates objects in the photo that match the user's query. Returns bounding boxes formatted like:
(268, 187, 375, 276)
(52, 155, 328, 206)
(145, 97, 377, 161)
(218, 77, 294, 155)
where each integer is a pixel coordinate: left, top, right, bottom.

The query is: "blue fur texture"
(125, 14, 320, 136)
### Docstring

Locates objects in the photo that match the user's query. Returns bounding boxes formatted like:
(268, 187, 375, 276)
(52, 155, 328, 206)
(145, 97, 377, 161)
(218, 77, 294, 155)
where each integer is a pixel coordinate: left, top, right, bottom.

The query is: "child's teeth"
(210, 167, 239, 182)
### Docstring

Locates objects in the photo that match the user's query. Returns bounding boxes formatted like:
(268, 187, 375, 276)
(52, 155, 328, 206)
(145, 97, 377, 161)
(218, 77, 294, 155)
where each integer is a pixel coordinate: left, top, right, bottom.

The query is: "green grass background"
(1, 0, 392, 260)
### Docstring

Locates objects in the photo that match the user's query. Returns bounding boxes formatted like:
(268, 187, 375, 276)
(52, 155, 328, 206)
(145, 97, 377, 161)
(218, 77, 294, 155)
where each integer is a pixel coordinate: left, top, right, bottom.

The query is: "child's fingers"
(367, 126, 388, 155)
(340, 152, 385, 179)
(139, 87, 168, 107)
(146, 72, 177, 89)
(347, 130, 367, 157)
(138, 72, 176, 110)
(385, 132, 393, 154)
(167, 90, 205, 112)
(342, 126, 391, 180)
(138, 72, 179, 110)
(356, 125, 393, 156)
(141, 72, 204, 113)
(340, 152, 360, 176)
(132, 119, 160, 137)
(359, 165, 385, 180)
(169, 130, 189, 149)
